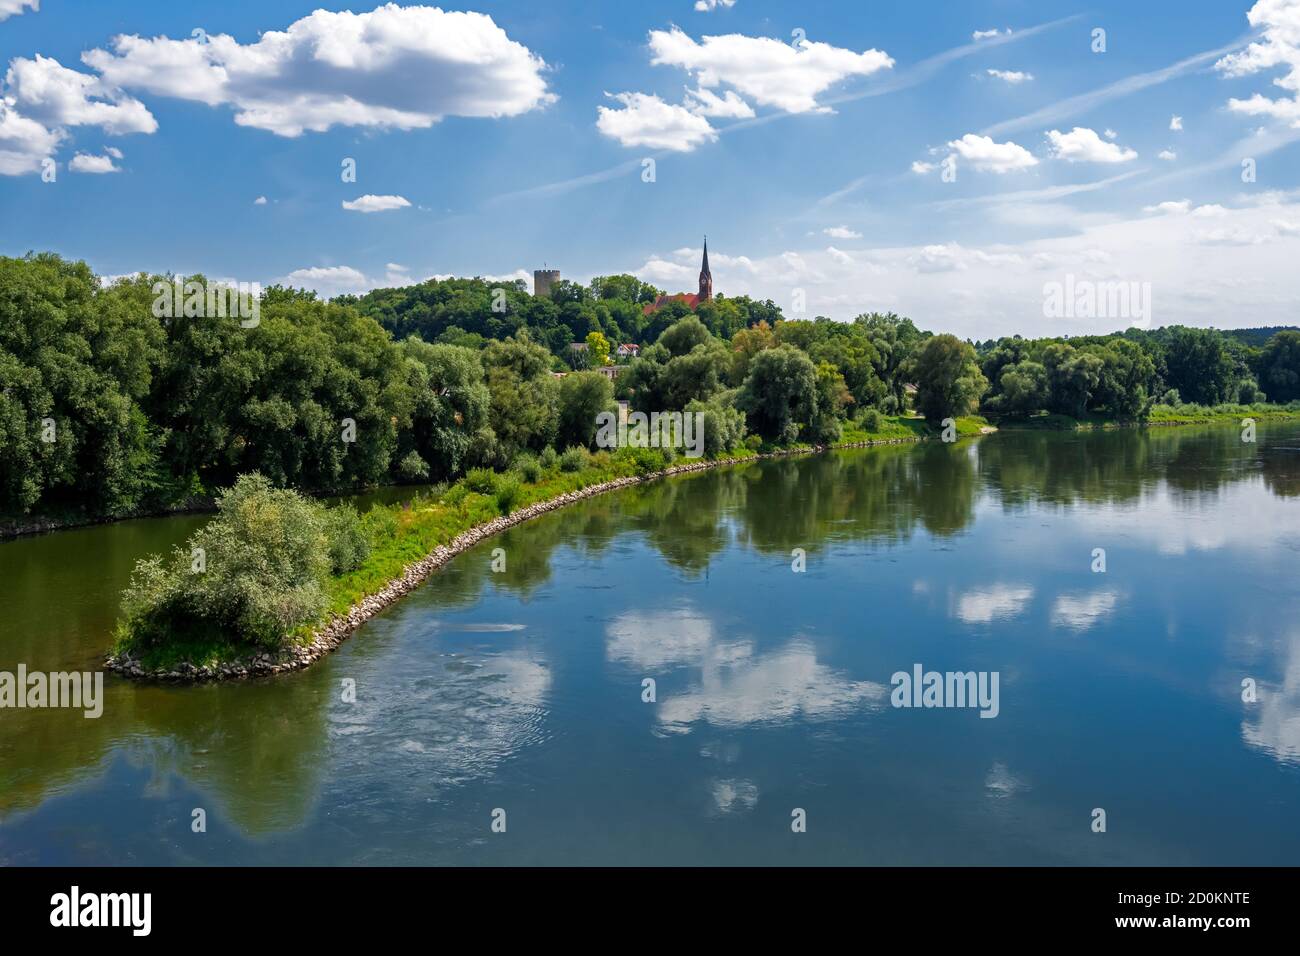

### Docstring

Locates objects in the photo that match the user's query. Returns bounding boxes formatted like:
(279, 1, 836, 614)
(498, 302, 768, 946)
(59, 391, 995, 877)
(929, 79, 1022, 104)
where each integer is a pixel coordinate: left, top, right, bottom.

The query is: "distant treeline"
(348, 273, 784, 358)
(3, 252, 1298, 521)
(975, 326, 1300, 420)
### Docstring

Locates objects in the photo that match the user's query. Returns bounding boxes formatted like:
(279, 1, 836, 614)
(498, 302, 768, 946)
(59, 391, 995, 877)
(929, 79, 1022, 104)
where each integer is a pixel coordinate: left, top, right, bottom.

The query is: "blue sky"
(2, 0, 1299, 337)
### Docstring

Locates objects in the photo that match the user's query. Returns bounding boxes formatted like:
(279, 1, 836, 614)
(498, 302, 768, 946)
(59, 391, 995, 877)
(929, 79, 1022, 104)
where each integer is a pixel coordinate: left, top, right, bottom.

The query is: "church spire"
(699, 236, 713, 302)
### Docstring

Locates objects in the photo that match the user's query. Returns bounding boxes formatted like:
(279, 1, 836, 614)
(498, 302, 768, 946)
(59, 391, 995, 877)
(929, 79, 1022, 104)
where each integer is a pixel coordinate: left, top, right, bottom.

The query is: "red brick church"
(643, 239, 713, 314)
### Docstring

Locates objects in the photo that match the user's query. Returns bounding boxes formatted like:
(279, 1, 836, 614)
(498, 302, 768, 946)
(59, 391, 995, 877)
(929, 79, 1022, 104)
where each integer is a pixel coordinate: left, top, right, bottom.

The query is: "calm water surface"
(2, 424, 1298, 865)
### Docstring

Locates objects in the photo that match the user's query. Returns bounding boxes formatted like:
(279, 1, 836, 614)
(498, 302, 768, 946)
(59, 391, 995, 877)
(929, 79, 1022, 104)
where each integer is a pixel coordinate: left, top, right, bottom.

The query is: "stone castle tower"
(534, 268, 560, 298)
(698, 238, 712, 303)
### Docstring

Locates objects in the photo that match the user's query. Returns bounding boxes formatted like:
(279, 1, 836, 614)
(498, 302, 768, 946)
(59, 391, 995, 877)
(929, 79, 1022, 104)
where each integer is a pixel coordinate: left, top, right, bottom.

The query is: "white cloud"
(280, 265, 370, 295)
(596, 91, 717, 151)
(710, 778, 758, 814)
(1104, 128, 1118, 139)
(253, 195, 268, 205)
(1242, 633, 1300, 766)
(1051, 591, 1120, 630)
(0, 101, 60, 175)
(987, 68, 1033, 83)
(637, 257, 696, 284)
(0, 54, 155, 175)
(911, 243, 967, 273)
(683, 85, 754, 118)
(1170, 114, 1184, 130)
(826, 245, 854, 264)
(947, 133, 1038, 172)
(657, 640, 886, 732)
(823, 225, 861, 239)
(1216, 0, 1300, 127)
(910, 159, 935, 174)
(68, 151, 120, 173)
(432, 267, 530, 285)
(1192, 203, 1230, 217)
(647, 26, 893, 114)
(606, 608, 715, 668)
(1046, 126, 1138, 162)
(0, 0, 37, 21)
(954, 584, 1035, 624)
(341, 193, 411, 213)
(973, 28, 1010, 40)
(104, 145, 122, 159)
(280, 265, 366, 287)
(1144, 199, 1192, 214)
(1158, 149, 1178, 160)
(694, 0, 736, 10)
(1196, 226, 1273, 245)
(6, 55, 156, 135)
(82, 4, 554, 137)
(629, 193, 1300, 334)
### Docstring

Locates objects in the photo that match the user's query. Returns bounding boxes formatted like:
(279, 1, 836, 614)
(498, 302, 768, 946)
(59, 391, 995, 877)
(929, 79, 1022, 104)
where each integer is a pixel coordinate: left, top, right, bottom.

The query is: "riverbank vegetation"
(5, 252, 1299, 532)
(112, 411, 984, 670)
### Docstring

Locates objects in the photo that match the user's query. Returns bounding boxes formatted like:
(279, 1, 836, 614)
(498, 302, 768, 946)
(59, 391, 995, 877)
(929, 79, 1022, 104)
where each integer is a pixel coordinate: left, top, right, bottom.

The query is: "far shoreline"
(101, 408, 1300, 685)
(103, 432, 933, 684)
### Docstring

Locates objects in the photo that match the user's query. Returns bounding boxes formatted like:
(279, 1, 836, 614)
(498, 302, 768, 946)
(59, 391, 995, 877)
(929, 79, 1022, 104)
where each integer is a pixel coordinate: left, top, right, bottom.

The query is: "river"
(1, 423, 1298, 864)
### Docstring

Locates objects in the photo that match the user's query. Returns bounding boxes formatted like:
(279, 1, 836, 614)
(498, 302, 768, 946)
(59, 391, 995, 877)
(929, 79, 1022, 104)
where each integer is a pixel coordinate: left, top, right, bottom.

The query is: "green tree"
(481, 333, 560, 459)
(398, 339, 490, 480)
(1041, 343, 1103, 419)
(557, 370, 614, 449)
(735, 345, 818, 443)
(1161, 327, 1237, 405)
(856, 312, 924, 413)
(1257, 331, 1300, 402)
(909, 334, 988, 422)
(994, 361, 1049, 418)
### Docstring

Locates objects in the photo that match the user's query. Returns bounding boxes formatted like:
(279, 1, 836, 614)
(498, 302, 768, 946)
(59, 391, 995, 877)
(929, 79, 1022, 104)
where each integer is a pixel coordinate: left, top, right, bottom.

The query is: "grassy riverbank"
(111, 415, 990, 676)
(990, 401, 1300, 431)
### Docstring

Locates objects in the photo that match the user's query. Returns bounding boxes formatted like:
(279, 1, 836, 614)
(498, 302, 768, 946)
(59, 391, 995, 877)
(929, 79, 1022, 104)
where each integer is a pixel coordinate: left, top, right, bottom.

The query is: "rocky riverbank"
(105, 435, 926, 683)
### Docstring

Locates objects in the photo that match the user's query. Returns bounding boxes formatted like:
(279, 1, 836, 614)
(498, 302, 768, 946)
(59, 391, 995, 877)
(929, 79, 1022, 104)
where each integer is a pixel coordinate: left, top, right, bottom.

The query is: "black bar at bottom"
(0, 866, 1282, 940)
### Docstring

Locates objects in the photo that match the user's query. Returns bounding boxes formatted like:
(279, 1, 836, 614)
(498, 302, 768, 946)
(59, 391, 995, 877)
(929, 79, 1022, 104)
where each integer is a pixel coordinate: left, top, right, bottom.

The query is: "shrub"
(539, 446, 559, 470)
(463, 467, 498, 494)
(118, 474, 331, 651)
(514, 454, 542, 484)
(686, 396, 747, 457)
(495, 475, 523, 515)
(559, 446, 590, 473)
(321, 504, 370, 574)
(617, 445, 666, 475)
(441, 483, 470, 507)
(360, 504, 399, 542)
(743, 434, 763, 451)
(397, 450, 430, 481)
(858, 407, 884, 433)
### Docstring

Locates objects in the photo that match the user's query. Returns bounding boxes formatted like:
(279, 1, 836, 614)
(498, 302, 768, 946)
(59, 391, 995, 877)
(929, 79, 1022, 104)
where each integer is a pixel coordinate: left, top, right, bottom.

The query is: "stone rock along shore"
(105, 437, 920, 683)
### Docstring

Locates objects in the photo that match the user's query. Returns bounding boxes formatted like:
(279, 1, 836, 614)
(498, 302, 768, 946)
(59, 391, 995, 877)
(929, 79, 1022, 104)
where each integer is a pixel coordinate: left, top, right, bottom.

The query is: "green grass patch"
(994, 403, 1300, 430)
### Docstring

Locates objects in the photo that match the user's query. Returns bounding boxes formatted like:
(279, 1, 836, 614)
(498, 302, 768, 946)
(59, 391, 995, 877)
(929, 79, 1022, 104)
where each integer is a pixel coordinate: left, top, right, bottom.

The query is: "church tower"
(698, 237, 713, 303)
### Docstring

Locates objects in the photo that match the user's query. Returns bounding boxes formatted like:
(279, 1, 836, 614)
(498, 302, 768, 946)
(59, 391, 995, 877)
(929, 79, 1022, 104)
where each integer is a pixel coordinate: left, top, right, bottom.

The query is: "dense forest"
(3, 251, 1298, 522)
